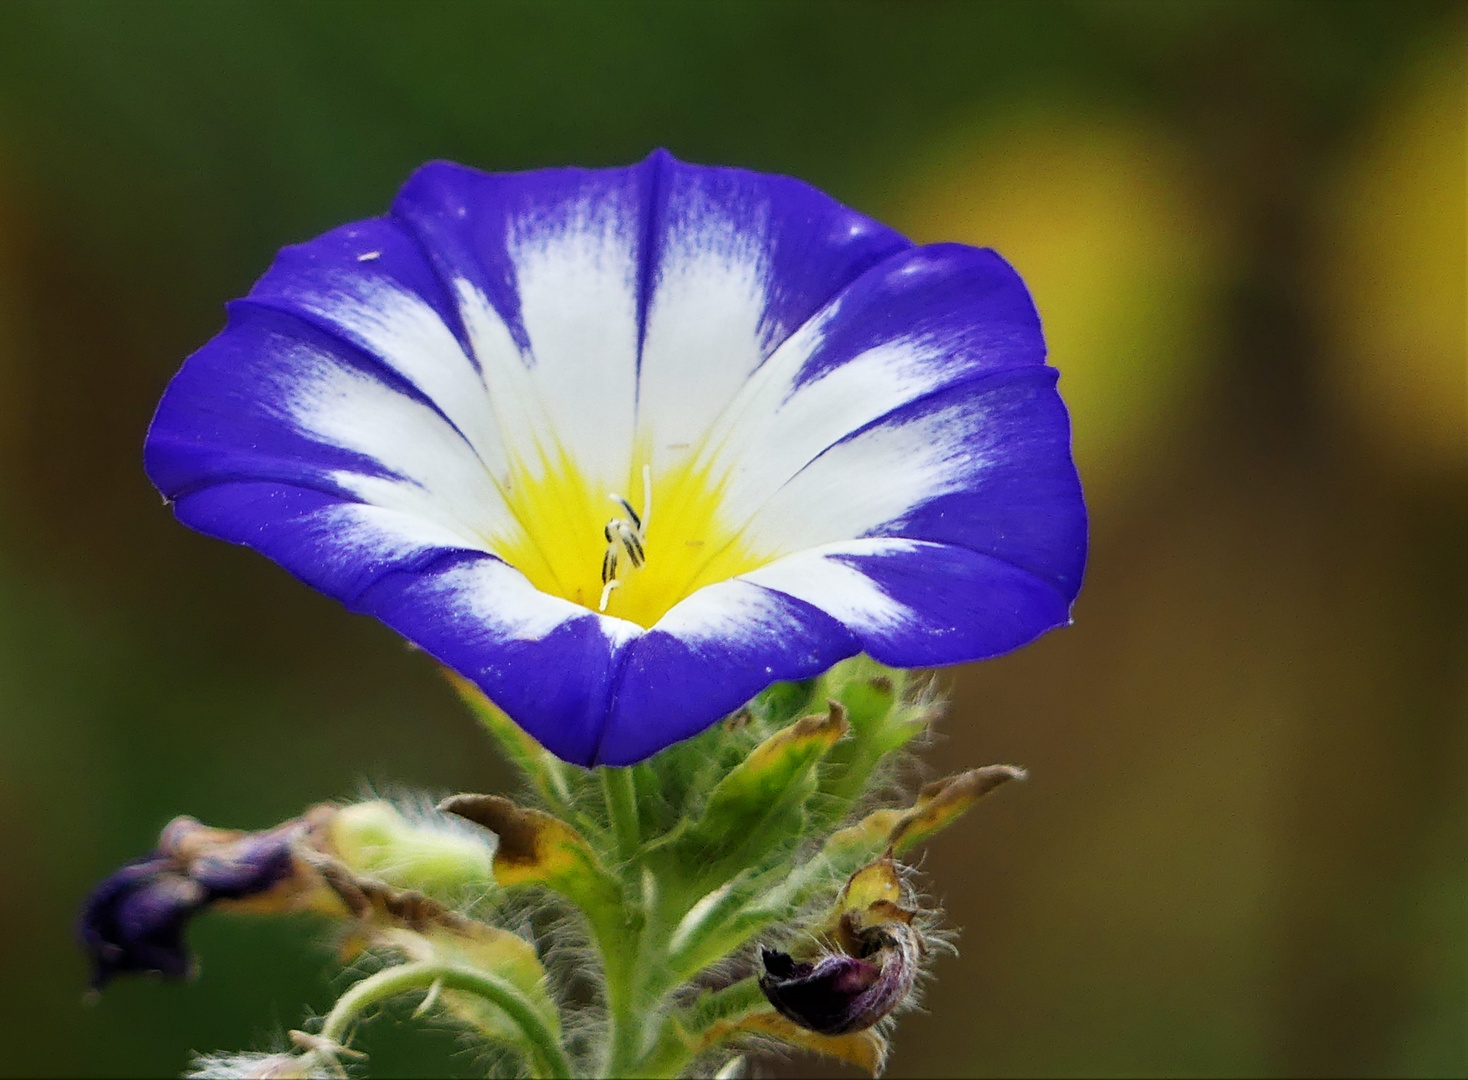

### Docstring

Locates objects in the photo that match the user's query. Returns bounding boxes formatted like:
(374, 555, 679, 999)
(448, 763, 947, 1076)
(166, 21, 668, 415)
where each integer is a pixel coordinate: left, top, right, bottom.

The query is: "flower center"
(488, 446, 770, 628)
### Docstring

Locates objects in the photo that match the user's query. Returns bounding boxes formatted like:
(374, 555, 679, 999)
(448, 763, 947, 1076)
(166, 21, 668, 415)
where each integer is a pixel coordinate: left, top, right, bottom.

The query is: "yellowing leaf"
(702, 1011, 888, 1076)
(889, 764, 1027, 856)
(438, 794, 619, 911)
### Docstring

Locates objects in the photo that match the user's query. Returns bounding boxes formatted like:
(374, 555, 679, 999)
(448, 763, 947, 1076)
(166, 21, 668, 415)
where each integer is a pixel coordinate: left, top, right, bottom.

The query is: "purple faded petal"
(759, 944, 914, 1036)
(189, 833, 296, 899)
(79, 820, 321, 990)
(78, 856, 206, 988)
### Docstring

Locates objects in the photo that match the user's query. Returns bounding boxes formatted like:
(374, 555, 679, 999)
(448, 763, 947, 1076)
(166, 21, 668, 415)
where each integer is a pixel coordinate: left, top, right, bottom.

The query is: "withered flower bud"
(78, 815, 317, 989)
(758, 919, 921, 1036)
(78, 856, 206, 986)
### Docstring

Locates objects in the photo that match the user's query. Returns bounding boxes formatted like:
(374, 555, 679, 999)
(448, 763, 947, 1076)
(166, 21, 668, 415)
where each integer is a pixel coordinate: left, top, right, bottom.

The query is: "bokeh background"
(0, 2, 1462, 1077)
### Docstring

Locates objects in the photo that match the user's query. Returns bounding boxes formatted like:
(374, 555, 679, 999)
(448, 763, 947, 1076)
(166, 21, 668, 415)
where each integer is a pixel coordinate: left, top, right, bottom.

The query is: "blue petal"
(692, 243, 1060, 544)
(745, 539, 1073, 668)
(596, 580, 857, 766)
(745, 365, 1087, 603)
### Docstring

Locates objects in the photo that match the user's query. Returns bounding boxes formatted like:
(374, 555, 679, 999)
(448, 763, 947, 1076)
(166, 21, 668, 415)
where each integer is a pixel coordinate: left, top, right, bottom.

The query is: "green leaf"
(814, 657, 932, 812)
(652, 704, 848, 890)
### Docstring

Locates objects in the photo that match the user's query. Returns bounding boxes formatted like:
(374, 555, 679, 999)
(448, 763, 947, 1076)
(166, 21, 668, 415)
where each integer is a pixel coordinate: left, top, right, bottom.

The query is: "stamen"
(612, 495, 640, 531)
(624, 531, 645, 566)
(598, 465, 654, 613)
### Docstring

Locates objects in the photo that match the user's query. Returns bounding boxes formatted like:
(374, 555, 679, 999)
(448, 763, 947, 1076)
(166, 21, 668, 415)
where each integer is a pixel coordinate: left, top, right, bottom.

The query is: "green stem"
(601, 765, 641, 865)
(597, 766, 651, 1076)
(318, 960, 573, 1080)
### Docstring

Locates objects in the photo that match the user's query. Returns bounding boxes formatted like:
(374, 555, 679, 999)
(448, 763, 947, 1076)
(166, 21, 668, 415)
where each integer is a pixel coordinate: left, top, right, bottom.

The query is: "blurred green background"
(0, 2, 1462, 1076)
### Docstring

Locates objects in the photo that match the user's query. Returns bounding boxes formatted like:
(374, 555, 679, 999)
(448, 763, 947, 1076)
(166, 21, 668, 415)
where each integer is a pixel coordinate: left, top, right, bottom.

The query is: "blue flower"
(146, 151, 1086, 766)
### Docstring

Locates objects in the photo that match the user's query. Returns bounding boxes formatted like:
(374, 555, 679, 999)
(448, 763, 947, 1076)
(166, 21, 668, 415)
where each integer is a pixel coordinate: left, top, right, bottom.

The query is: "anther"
(597, 466, 653, 613)
(613, 495, 641, 532)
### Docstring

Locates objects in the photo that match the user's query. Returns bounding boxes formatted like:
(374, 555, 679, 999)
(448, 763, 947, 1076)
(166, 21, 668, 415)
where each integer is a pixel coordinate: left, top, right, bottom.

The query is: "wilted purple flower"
(759, 922, 920, 1036)
(78, 818, 303, 989)
(146, 151, 1085, 766)
(78, 856, 205, 987)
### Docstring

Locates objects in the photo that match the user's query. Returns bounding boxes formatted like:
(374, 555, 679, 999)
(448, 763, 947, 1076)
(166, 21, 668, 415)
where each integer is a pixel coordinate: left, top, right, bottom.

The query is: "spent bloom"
(79, 815, 317, 989)
(145, 150, 1085, 765)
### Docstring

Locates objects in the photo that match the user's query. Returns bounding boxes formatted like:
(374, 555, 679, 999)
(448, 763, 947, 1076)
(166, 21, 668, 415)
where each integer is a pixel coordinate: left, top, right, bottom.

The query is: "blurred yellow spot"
(1316, 38, 1467, 475)
(890, 109, 1231, 505)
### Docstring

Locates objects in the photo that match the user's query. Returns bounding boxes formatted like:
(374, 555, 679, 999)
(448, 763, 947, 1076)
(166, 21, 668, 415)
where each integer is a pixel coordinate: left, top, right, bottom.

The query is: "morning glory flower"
(145, 150, 1085, 766)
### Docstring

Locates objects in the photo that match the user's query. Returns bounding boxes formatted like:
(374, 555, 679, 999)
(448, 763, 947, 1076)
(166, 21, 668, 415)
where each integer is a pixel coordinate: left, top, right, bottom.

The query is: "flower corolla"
(146, 151, 1085, 765)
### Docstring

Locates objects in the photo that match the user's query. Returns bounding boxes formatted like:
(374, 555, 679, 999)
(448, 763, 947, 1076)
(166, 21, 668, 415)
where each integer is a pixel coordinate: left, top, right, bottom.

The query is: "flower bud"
(78, 856, 205, 986)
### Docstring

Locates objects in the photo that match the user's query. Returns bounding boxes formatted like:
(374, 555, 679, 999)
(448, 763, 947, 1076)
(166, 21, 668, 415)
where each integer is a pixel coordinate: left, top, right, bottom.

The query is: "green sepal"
(662, 765, 1024, 975)
(389, 921, 562, 1050)
(648, 704, 848, 891)
(750, 677, 820, 728)
(814, 657, 931, 812)
(663, 796, 895, 982)
(627, 678, 820, 843)
(328, 801, 495, 899)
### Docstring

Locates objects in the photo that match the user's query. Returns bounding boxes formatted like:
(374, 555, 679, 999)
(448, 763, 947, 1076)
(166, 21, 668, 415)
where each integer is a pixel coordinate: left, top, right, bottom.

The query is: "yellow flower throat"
(488, 447, 768, 628)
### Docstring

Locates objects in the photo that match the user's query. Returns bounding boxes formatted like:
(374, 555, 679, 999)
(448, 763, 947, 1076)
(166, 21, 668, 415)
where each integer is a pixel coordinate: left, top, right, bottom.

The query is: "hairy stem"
(596, 765, 650, 1076)
(601, 765, 641, 865)
(319, 960, 572, 1079)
